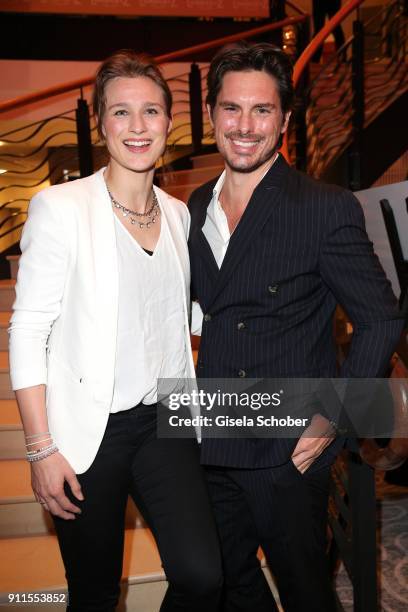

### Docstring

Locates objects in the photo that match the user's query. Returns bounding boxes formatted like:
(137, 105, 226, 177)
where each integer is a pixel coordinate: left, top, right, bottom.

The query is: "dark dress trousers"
(188, 155, 404, 611)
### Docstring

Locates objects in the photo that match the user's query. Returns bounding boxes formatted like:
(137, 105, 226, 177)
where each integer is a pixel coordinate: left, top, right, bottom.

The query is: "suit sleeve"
(319, 189, 404, 377)
(9, 192, 69, 390)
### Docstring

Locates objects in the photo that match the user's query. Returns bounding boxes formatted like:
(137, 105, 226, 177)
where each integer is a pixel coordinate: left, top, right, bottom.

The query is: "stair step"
(0, 351, 9, 370)
(191, 152, 223, 169)
(0, 531, 279, 610)
(0, 399, 32, 462)
(0, 399, 20, 429)
(0, 527, 164, 593)
(0, 459, 32, 500)
(160, 164, 222, 187)
(0, 280, 15, 312)
(0, 430, 25, 459)
(0, 459, 145, 537)
(0, 527, 163, 590)
(6, 255, 19, 280)
(0, 311, 10, 350)
(0, 501, 56, 538)
(0, 350, 13, 400)
(164, 183, 201, 202)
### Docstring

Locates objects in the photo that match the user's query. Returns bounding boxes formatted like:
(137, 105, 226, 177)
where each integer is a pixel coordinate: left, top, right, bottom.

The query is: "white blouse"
(111, 210, 186, 413)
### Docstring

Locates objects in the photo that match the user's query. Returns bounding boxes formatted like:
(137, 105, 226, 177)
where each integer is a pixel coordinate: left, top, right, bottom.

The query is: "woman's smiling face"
(102, 76, 172, 175)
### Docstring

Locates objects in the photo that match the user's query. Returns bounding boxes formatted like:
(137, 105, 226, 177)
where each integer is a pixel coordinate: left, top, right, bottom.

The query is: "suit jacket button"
(238, 369, 246, 378)
(237, 322, 246, 330)
(268, 284, 279, 294)
(204, 313, 212, 322)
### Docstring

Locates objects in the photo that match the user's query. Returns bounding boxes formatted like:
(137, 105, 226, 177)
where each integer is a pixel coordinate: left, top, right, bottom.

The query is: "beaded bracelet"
(26, 441, 55, 455)
(26, 443, 55, 456)
(26, 444, 58, 463)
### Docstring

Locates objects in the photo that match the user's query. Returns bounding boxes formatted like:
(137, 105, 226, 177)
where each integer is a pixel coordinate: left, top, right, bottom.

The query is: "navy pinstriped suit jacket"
(188, 155, 404, 468)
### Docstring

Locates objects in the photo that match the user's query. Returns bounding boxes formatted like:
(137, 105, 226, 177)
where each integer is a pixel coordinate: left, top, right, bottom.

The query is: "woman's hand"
(31, 451, 84, 519)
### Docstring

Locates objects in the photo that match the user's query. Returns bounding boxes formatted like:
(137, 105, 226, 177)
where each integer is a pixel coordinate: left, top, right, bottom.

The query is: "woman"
(9, 50, 222, 611)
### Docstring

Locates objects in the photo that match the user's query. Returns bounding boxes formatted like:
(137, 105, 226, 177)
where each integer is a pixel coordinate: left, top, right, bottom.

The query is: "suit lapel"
(208, 155, 290, 308)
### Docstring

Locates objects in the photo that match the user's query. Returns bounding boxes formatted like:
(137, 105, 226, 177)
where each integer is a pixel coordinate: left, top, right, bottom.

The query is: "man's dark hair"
(206, 42, 294, 116)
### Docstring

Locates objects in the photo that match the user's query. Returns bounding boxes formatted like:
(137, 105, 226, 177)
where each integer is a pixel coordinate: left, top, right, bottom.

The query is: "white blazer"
(9, 168, 196, 473)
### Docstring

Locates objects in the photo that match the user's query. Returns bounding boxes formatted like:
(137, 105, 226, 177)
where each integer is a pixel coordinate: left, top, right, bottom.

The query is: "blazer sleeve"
(319, 189, 404, 377)
(9, 191, 69, 390)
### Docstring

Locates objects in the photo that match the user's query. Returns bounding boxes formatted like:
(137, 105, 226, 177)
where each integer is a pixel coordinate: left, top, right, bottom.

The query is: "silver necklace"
(107, 187, 160, 229)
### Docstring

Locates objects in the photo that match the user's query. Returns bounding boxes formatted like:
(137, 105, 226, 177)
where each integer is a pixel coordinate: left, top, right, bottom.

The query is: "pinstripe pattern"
(188, 155, 404, 468)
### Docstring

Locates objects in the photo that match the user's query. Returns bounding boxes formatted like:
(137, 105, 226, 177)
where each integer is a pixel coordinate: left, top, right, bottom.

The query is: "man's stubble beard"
(223, 142, 280, 174)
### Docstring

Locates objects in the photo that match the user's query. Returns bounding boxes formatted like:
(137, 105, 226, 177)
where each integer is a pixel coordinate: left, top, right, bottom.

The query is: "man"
(188, 42, 404, 611)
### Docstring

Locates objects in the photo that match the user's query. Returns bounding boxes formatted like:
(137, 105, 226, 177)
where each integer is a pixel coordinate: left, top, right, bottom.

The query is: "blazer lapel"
(155, 187, 197, 380)
(208, 155, 290, 308)
(89, 168, 118, 400)
(157, 187, 190, 289)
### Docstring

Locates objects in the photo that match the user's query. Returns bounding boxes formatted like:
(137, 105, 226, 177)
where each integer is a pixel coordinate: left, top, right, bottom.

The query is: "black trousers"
(205, 460, 336, 612)
(53, 404, 222, 612)
(312, 0, 346, 61)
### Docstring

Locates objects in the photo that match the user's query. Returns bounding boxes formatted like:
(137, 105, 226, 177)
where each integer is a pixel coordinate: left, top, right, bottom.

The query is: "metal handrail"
(0, 110, 77, 141)
(293, 0, 364, 86)
(300, 0, 407, 178)
(282, 0, 365, 161)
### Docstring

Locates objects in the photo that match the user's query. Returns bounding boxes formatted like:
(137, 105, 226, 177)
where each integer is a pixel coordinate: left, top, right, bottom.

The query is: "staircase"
(289, 0, 408, 188)
(158, 151, 223, 201)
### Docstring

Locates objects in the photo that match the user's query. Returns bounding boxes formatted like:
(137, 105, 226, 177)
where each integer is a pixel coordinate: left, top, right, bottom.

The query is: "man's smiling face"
(208, 69, 291, 174)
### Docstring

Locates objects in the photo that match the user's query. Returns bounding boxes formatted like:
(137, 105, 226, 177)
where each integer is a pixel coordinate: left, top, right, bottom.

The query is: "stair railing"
(284, 0, 408, 189)
(282, 0, 365, 169)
